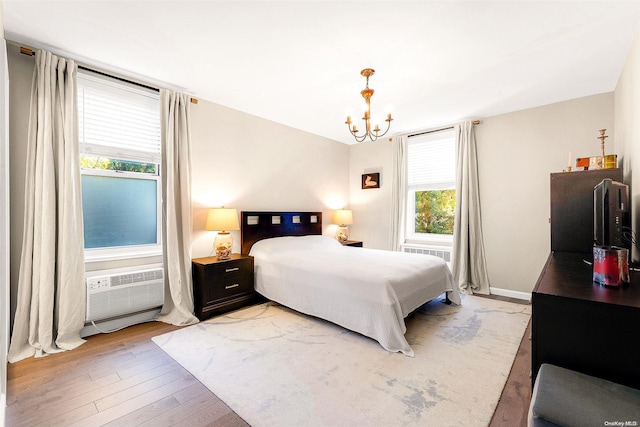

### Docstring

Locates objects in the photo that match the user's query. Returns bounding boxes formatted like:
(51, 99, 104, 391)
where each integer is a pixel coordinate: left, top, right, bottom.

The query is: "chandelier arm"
(348, 122, 393, 142)
(373, 120, 393, 138)
(347, 123, 369, 142)
(354, 133, 368, 143)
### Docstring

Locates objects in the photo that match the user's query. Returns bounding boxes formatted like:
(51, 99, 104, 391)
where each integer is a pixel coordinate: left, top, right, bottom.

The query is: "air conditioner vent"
(85, 264, 164, 322)
(401, 245, 452, 262)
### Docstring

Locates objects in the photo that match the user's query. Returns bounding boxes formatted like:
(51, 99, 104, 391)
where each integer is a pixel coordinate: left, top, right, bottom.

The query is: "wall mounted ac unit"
(85, 264, 164, 322)
(401, 245, 452, 262)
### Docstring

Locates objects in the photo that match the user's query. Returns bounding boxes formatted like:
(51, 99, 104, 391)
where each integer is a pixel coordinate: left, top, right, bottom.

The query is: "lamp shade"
(332, 209, 353, 226)
(205, 208, 240, 232)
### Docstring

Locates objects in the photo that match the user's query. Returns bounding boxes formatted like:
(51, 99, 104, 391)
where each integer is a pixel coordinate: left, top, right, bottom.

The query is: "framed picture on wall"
(362, 173, 380, 189)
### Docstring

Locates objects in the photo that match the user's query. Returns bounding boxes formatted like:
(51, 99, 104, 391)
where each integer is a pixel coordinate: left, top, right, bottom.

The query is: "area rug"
(152, 295, 531, 426)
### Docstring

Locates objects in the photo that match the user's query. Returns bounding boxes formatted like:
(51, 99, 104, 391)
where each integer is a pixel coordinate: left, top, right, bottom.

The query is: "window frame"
(77, 71, 162, 262)
(405, 128, 456, 245)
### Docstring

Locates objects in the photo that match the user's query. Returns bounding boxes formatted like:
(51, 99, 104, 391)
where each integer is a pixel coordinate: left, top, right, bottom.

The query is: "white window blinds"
(407, 128, 456, 189)
(78, 72, 160, 163)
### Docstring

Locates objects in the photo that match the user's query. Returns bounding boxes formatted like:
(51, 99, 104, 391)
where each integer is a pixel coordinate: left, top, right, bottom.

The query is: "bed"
(241, 211, 461, 357)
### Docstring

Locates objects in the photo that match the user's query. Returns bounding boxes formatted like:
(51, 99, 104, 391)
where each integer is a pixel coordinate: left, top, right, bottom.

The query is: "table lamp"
(205, 207, 240, 260)
(332, 209, 353, 244)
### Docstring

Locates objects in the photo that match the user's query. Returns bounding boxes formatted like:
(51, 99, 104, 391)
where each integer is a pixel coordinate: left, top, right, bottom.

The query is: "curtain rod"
(407, 120, 481, 138)
(19, 46, 199, 104)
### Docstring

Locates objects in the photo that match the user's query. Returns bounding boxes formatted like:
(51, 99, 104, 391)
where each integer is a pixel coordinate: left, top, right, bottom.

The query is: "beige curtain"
(157, 90, 199, 325)
(451, 121, 490, 294)
(9, 50, 86, 362)
(389, 135, 407, 251)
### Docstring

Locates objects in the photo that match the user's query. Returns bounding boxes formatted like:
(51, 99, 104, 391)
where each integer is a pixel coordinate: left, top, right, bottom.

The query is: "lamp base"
(336, 225, 349, 244)
(214, 232, 233, 260)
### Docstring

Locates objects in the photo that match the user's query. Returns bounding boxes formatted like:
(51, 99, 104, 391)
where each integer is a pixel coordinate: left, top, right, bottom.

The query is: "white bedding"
(249, 235, 461, 356)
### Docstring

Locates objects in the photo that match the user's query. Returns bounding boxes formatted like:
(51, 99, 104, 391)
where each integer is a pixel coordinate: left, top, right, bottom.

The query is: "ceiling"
(4, 1, 640, 145)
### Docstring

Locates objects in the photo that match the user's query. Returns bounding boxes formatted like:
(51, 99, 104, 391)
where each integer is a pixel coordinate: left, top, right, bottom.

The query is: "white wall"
(189, 99, 350, 257)
(6, 45, 30, 331)
(348, 138, 393, 249)
(348, 93, 615, 295)
(615, 27, 640, 262)
(477, 93, 614, 294)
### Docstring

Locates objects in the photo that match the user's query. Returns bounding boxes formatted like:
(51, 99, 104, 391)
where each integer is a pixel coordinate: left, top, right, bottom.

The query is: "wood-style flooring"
(6, 296, 531, 426)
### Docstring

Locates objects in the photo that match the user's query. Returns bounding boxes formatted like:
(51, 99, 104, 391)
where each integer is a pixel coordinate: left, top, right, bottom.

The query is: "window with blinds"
(78, 73, 160, 164)
(78, 71, 162, 261)
(406, 128, 456, 242)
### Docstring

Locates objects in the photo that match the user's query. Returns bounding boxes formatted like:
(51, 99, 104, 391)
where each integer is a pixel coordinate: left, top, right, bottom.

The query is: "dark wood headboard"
(240, 211, 323, 255)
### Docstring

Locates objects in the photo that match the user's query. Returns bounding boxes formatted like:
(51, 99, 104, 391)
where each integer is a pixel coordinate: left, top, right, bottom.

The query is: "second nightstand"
(192, 254, 257, 320)
(343, 240, 363, 247)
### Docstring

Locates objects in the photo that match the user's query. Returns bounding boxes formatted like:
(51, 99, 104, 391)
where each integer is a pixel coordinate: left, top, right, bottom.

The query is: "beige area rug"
(152, 295, 531, 427)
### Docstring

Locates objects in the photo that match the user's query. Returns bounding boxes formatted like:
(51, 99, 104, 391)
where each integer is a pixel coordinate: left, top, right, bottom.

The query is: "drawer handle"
(225, 267, 239, 273)
(225, 284, 240, 290)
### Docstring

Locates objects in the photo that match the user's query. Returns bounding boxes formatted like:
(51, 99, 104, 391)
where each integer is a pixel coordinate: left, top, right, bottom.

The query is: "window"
(78, 72, 161, 261)
(406, 128, 456, 244)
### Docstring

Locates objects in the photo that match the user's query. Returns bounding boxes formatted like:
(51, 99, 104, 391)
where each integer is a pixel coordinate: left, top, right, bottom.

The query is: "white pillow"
(250, 235, 339, 257)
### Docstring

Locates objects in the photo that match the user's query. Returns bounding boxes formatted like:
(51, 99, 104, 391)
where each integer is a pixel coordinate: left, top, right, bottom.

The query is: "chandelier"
(345, 68, 393, 142)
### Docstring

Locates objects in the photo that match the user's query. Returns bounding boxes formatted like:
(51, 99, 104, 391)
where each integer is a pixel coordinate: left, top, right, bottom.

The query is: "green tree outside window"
(81, 155, 157, 174)
(415, 189, 455, 234)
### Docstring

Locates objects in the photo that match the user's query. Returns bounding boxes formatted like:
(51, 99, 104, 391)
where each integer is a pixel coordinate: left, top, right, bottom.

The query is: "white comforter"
(250, 235, 461, 356)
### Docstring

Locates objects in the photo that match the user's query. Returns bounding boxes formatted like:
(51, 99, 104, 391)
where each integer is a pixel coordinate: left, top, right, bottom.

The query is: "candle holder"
(598, 129, 608, 168)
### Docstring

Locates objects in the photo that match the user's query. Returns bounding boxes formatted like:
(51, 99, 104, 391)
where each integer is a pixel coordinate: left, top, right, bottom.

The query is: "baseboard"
(490, 287, 531, 302)
(80, 308, 161, 338)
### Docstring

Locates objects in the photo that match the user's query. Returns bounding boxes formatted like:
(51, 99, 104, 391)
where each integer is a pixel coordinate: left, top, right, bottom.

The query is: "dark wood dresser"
(192, 254, 257, 320)
(550, 168, 623, 253)
(531, 251, 640, 389)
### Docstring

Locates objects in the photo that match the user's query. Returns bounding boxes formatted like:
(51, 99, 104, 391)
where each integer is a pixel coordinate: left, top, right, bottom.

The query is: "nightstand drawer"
(206, 271, 253, 303)
(205, 257, 253, 281)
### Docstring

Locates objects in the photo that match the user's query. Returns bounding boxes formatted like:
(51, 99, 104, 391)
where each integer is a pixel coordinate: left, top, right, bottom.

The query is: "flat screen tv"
(594, 178, 629, 249)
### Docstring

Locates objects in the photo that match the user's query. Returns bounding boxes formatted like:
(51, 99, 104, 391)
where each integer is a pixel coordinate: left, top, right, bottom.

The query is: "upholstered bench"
(528, 363, 640, 426)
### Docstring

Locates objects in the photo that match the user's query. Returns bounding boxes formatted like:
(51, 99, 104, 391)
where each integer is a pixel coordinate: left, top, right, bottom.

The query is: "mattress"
(250, 235, 461, 356)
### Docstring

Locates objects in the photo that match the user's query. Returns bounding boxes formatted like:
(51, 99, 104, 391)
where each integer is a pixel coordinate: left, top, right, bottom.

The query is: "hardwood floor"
(6, 297, 532, 427)
(488, 310, 532, 427)
(6, 321, 249, 427)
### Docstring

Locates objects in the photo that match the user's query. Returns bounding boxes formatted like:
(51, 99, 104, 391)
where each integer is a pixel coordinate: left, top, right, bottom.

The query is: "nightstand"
(192, 253, 258, 320)
(344, 240, 363, 247)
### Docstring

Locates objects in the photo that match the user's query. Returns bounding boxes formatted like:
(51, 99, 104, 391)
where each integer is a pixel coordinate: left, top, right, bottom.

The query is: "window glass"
(82, 174, 158, 249)
(414, 189, 455, 235)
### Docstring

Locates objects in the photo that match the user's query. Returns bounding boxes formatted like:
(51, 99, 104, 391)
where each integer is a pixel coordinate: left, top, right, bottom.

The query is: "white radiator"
(85, 264, 164, 322)
(401, 244, 452, 262)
